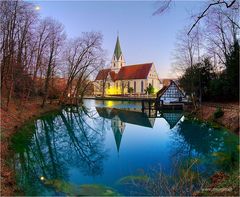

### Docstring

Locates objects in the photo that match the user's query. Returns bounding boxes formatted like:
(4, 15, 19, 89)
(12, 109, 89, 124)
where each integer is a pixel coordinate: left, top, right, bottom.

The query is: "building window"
(152, 79, 154, 87)
(116, 82, 118, 89)
(108, 83, 110, 89)
(128, 81, 130, 89)
(122, 82, 124, 93)
(141, 81, 144, 93)
(134, 81, 136, 93)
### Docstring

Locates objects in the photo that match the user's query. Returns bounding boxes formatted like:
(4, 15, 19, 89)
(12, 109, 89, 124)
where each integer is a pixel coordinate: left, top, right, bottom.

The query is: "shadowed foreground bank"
(0, 98, 60, 196)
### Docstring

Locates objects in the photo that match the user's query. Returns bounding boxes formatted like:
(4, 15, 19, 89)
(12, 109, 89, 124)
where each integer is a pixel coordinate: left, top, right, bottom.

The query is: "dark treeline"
(172, 1, 239, 105)
(0, 1, 105, 109)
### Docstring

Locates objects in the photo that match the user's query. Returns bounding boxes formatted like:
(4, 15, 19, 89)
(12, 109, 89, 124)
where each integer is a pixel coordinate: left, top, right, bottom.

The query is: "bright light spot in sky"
(35, 5, 41, 11)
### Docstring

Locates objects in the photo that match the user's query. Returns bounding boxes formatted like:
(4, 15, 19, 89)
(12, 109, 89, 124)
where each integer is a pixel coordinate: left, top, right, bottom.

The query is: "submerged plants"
(41, 178, 119, 196)
(117, 159, 206, 196)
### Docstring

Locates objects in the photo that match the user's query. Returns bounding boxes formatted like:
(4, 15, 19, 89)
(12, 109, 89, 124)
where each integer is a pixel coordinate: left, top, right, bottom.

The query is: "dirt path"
(0, 99, 60, 196)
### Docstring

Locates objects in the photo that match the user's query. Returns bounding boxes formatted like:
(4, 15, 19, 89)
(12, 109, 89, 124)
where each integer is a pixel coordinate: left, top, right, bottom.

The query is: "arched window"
(141, 81, 144, 93)
(134, 81, 136, 93)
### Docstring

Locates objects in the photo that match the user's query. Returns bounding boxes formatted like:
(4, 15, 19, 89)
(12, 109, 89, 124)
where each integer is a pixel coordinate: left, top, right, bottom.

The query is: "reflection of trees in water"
(169, 120, 239, 173)
(59, 107, 107, 176)
(12, 107, 108, 195)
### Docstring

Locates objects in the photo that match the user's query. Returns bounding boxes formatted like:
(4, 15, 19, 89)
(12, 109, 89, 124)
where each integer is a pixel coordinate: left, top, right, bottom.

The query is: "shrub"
(128, 87, 133, 94)
(145, 84, 154, 95)
(213, 107, 224, 119)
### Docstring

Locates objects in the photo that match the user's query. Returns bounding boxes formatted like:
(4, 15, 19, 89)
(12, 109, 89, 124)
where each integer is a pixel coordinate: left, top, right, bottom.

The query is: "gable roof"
(96, 107, 154, 128)
(115, 63, 152, 80)
(95, 69, 116, 81)
(95, 63, 153, 81)
(162, 112, 183, 129)
(157, 80, 185, 98)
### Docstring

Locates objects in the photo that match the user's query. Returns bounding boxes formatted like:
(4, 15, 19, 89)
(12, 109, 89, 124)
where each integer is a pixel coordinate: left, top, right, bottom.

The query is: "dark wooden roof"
(157, 80, 185, 98)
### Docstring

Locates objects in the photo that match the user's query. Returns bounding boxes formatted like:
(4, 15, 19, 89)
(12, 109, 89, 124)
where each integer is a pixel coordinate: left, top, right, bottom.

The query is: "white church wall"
(146, 64, 161, 92)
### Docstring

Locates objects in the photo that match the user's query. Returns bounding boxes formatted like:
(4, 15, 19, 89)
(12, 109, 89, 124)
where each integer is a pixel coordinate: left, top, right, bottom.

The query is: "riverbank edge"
(184, 103, 239, 134)
(1, 99, 238, 196)
(184, 105, 239, 196)
(1, 101, 62, 196)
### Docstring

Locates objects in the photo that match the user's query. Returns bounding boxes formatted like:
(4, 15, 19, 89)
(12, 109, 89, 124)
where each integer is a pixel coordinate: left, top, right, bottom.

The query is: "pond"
(11, 99, 239, 196)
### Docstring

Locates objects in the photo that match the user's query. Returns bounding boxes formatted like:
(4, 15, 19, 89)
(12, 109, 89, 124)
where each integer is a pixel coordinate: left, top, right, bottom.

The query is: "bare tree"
(187, 0, 238, 35)
(153, 0, 238, 35)
(31, 19, 51, 94)
(0, 1, 37, 108)
(61, 32, 105, 104)
(172, 27, 203, 108)
(203, 4, 239, 69)
(0, 1, 106, 110)
(41, 19, 65, 107)
(172, 28, 199, 76)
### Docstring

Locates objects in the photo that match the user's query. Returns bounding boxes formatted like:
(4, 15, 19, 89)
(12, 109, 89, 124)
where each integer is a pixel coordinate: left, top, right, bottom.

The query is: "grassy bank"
(0, 98, 61, 196)
(185, 102, 239, 134)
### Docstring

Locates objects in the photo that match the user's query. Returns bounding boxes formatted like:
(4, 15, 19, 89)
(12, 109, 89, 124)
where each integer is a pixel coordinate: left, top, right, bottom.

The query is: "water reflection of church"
(96, 107, 183, 152)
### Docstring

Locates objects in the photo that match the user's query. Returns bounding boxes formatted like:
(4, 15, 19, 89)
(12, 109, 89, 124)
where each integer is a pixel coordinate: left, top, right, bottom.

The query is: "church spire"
(111, 35, 125, 72)
(114, 36, 122, 60)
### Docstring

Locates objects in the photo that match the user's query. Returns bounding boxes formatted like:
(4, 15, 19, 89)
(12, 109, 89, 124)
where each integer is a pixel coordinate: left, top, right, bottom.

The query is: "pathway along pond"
(11, 99, 239, 196)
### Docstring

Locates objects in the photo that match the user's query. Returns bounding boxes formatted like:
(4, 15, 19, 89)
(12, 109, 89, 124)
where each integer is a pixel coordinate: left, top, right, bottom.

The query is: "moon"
(35, 5, 41, 11)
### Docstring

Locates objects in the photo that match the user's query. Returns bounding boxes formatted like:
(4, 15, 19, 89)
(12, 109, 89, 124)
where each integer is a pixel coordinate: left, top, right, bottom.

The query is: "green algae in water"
(11, 122, 36, 153)
(42, 178, 119, 196)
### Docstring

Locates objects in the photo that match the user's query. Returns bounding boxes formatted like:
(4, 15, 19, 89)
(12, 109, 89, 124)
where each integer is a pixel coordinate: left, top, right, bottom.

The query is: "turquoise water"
(11, 99, 239, 196)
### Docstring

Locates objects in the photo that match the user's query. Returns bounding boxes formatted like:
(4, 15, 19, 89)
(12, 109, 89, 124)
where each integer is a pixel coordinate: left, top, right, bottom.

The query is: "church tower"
(110, 36, 125, 73)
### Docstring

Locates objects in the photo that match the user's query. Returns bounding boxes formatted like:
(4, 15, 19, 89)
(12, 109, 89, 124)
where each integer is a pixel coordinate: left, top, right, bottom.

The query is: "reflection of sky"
(68, 116, 174, 187)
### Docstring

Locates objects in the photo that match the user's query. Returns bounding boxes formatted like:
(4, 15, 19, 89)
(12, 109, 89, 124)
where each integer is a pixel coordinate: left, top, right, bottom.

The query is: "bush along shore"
(0, 99, 61, 196)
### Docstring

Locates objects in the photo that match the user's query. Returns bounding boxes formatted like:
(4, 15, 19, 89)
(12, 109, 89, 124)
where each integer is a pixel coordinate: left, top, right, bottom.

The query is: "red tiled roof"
(109, 71, 116, 80)
(95, 69, 111, 80)
(115, 63, 152, 80)
(95, 63, 153, 81)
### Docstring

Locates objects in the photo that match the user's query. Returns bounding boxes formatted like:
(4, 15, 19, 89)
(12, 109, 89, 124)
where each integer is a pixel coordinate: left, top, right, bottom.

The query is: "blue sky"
(34, 0, 205, 78)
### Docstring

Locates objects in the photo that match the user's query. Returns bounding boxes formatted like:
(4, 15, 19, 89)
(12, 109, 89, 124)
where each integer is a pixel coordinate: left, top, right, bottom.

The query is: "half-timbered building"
(157, 80, 186, 103)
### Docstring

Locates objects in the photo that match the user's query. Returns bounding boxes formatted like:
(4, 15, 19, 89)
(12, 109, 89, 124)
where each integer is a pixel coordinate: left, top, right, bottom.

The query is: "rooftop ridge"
(124, 62, 153, 67)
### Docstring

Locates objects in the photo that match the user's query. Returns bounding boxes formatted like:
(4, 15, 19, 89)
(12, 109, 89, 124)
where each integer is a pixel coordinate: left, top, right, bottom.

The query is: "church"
(94, 36, 162, 96)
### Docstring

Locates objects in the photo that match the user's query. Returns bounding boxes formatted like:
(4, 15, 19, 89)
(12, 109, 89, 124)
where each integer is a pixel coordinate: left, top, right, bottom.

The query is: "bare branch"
(153, 0, 172, 15)
(188, 0, 237, 35)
